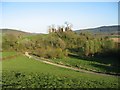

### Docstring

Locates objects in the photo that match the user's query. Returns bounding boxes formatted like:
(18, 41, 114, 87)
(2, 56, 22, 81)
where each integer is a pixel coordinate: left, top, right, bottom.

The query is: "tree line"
(2, 23, 118, 59)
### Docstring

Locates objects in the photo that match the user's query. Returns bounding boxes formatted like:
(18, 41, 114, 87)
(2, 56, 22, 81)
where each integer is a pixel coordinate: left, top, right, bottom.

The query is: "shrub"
(55, 48, 64, 59)
(33, 47, 65, 59)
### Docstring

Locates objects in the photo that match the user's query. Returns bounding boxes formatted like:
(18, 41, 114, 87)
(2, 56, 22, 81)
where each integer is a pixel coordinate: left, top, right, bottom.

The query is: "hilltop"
(1, 29, 29, 34)
(75, 25, 120, 35)
(1, 25, 119, 35)
(0, 29, 39, 37)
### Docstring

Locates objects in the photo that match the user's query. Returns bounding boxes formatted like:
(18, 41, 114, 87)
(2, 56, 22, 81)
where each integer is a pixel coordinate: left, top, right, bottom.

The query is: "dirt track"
(25, 53, 118, 77)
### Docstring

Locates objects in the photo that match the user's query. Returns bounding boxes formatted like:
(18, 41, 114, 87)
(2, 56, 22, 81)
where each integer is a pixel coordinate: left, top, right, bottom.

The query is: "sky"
(0, 2, 118, 33)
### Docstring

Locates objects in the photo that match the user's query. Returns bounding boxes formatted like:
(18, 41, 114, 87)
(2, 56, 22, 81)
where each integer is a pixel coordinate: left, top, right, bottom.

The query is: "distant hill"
(1, 29, 31, 35)
(1, 25, 120, 37)
(0, 29, 40, 37)
(74, 25, 120, 35)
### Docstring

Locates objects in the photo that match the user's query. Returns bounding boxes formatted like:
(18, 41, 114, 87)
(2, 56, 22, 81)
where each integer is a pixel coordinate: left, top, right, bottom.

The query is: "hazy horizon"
(0, 2, 118, 33)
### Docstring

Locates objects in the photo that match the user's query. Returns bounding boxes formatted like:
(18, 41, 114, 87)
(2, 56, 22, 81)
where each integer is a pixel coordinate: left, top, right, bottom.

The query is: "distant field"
(2, 52, 17, 58)
(110, 38, 120, 43)
(2, 52, 119, 88)
(108, 35, 120, 38)
(108, 35, 120, 43)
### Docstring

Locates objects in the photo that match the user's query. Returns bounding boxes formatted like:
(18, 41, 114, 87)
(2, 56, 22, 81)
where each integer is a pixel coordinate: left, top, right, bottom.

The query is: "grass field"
(2, 52, 17, 58)
(49, 56, 119, 75)
(108, 35, 120, 38)
(2, 52, 119, 88)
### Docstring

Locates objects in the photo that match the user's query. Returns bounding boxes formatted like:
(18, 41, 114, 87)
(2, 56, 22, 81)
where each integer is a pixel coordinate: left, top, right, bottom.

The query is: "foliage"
(33, 47, 64, 59)
(2, 24, 118, 59)
(2, 71, 119, 88)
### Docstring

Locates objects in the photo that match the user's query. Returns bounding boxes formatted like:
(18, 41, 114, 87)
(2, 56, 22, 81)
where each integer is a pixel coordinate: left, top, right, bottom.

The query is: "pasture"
(2, 52, 119, 88)
(49, 56, 119, 75)
(2, 52, 17, 58)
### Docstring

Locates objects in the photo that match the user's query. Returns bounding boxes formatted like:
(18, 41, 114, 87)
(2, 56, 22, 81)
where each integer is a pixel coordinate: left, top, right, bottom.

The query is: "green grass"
(3, 55, 103, 78)
(2, 52, 17, 58)
(2, 52, 119, 88)
(108, 35, 120, 38)
(20, 34, 48, 41)
(50, 57, 119, 75)
(0, 53, 1, 58)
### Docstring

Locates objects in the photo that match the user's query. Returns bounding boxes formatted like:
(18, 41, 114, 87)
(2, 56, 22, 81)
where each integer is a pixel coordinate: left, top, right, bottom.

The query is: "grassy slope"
(3, 54, 106, 78)
(50, 57, 119, 74)
(2, 52, 119, 88)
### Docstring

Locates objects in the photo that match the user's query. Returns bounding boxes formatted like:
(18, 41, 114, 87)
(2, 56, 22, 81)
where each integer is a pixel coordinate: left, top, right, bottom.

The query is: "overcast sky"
(0, 2, 118, 33)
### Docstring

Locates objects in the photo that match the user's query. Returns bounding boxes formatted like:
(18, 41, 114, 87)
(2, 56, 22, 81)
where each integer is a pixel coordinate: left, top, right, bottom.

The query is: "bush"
(33, 47, 65, 59)
(45, 47, 57, 59)
(55, 48, 64, 59)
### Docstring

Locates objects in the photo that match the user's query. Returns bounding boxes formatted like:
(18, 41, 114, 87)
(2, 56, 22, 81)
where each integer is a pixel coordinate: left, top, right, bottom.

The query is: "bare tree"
(48, 26, 52, 33)
(64, 21, 73, 31)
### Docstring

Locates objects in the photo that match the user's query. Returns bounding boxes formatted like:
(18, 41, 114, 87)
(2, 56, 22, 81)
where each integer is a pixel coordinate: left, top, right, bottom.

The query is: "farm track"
(25, 54, 119, 77)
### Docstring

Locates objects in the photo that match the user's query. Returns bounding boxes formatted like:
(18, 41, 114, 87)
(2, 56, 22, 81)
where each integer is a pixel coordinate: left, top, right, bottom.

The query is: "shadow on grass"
(68, 51, 120, 75)
(68, 51, 119, 67)
(90, 63, 120, 75)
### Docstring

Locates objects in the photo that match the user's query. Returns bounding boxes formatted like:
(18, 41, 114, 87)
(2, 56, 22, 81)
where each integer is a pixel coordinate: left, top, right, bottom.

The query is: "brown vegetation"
(110, 38, 120, 43)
